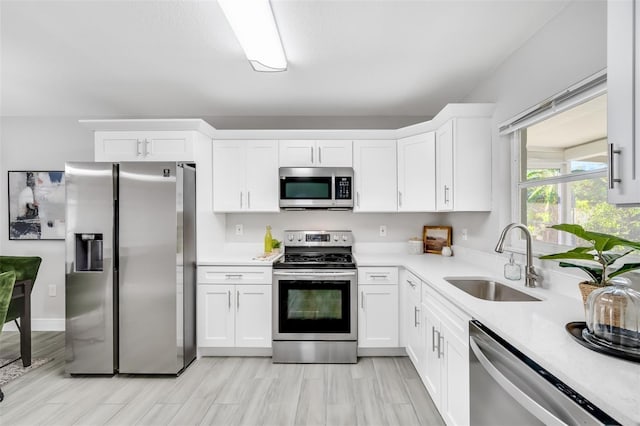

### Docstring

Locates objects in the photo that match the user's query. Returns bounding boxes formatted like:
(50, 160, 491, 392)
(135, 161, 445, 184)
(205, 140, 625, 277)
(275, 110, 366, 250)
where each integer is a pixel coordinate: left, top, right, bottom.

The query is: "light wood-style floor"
(0, 331, 445, 426)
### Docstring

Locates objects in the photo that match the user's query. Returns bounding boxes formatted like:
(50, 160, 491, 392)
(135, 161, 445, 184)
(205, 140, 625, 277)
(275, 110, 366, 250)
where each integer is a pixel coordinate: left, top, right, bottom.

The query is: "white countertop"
(356, 253, 640, 426)
(198, 252, 282, 266)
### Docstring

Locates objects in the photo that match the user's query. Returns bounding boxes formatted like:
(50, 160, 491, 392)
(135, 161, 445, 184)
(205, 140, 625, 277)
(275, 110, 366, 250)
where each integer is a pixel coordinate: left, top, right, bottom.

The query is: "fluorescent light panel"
(218, 0, 287, 72)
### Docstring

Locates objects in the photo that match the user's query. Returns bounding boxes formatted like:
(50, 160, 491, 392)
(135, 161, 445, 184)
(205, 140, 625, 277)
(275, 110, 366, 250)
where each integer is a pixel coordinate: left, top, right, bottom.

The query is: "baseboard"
(358, 347, 407, 356)
(197, 347, 272, 357)
(3, 318, 65, 332)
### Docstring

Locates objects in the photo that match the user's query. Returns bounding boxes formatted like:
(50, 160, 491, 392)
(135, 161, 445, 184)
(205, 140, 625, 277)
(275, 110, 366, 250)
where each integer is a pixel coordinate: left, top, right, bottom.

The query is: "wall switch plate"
(461, 228, 468, 241)
(379, 225, 387, 237)
(48, 285, 56, 297)
(235, 224, 243, 236)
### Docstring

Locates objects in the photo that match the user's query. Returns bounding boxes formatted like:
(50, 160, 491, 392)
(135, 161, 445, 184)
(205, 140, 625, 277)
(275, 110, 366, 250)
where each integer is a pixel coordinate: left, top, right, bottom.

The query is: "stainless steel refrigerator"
(65, 162, 196, 375)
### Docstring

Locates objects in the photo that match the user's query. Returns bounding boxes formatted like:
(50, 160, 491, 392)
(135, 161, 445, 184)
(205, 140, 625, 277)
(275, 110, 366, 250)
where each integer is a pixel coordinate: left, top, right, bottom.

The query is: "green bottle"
(264, 225, 273, 254)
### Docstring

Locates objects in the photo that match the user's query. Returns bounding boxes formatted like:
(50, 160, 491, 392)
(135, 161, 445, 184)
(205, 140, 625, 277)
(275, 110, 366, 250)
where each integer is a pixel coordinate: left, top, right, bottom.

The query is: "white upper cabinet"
(85, 119, 215, 163)
(607, 0, 640, 205)
(353, 140, 398, 212)
(279, 140, 352, 167)
(435, 117, 492, 212)
(213, 140, 279, 212)
(398, 132, 436, 211)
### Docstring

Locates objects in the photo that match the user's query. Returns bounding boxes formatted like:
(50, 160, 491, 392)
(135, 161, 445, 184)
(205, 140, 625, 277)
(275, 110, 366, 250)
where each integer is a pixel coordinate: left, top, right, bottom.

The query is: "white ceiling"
(1, 0, 570, 128)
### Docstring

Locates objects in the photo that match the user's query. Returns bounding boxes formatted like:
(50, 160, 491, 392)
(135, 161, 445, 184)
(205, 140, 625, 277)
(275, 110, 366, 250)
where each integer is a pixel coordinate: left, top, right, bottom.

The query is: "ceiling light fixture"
(218, 0, 287, 72)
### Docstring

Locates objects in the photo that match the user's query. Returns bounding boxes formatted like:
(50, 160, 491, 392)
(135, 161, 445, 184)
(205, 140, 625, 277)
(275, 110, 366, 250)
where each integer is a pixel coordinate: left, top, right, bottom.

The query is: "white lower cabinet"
(421, 284, 471, 426)
(403, 271, 424, 368)
(358, 267, 399, 348)
(197, 266, 272, 349)
(358, 285, 398, 347)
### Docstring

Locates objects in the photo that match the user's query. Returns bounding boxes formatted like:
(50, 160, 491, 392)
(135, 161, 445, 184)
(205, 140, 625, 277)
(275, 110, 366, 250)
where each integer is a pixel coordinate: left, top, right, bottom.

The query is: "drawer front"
(198, 266, 272, 285)
(358, 267, 399, 285)
(422, 282, 470, 341)
(404, 270, 421, 301)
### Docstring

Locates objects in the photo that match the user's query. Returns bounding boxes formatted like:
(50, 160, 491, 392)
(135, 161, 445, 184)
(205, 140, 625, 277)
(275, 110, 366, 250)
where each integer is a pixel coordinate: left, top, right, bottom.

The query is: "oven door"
(273, 270, 357, 341)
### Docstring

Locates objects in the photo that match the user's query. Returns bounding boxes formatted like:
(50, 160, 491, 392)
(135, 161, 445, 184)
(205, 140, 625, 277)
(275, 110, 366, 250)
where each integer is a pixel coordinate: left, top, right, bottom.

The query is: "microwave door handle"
(469, 337, 566, 426)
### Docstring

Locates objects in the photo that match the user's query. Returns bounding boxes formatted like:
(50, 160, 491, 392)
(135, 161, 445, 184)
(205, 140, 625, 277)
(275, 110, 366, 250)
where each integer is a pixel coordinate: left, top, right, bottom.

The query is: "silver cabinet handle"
(356, 192, 360, 207)
(407, 279, 416, 288)
(369, 274, 388, 279)
(469, 337, 566, 426)
(608, 143, 622, 189)
(237, 290, 240, 310)
(240, 192, 243, 209)
(444, 185, 450, 204)
(398, 191, 402, 207)
(310, 146, 314, 163)
(431, 326, 438, 352)
(145, 139, 151, 156)
(414, 306, 420, 327)
(228, 290, 231, 310)
(438, 332, 444, 358)
(361, 291, 364, 310)
(247, 191, 251, 209)
(136, 139, 143, 156)
(225, 274, 243, 279)
(318, 146, 322, 164)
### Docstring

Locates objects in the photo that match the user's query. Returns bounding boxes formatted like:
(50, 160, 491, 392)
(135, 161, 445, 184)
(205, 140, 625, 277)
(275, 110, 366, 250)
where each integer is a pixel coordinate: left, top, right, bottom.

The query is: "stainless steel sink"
(444, 278, 542, 302)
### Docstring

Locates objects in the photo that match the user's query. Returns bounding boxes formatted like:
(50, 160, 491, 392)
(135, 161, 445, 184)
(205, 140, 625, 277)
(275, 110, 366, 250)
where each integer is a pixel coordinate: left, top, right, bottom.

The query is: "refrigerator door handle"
(469, 336, 565, 426)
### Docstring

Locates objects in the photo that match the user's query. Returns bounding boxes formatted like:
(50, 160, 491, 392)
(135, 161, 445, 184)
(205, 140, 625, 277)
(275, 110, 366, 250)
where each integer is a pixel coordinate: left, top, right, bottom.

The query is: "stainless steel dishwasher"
(469, 320, 620, 425)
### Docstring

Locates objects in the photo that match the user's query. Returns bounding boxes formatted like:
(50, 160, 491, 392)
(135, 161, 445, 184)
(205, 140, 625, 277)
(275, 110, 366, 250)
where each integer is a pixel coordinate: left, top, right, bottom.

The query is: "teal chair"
(0, 256, 42, 367)
(0, 270, 18, 402)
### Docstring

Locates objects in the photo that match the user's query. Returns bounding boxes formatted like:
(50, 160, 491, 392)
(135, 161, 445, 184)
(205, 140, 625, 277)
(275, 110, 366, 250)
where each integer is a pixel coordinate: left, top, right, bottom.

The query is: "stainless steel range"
(272, 230, 357, 363)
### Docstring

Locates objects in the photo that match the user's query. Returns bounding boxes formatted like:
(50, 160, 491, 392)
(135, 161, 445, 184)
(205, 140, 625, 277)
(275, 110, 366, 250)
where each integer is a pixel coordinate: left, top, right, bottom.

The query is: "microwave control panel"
(335, 176, 352, 200)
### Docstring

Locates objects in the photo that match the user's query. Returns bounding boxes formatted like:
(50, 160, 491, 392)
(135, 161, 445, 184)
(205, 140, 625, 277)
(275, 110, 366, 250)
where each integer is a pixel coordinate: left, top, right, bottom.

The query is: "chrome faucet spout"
(495, 223, 539, 288)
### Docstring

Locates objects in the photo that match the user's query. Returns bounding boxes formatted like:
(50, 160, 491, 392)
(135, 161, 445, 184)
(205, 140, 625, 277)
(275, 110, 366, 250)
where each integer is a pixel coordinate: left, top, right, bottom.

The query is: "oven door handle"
(469, 337, 566, 426)
(273, 271, 356, 278)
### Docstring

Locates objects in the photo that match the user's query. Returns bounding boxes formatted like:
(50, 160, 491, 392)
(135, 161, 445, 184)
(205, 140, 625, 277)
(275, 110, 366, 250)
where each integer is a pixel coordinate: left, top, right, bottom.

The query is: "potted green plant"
(539, 224, 640, 303)
(271, 238, 281, 253)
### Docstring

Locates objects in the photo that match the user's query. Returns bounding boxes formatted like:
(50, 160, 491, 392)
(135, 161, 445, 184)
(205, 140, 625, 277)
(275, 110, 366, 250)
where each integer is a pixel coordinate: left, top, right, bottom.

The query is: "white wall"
(0, 117, 94, 329)
(452, 0, 607, 252)
(224, 211, 449, 246)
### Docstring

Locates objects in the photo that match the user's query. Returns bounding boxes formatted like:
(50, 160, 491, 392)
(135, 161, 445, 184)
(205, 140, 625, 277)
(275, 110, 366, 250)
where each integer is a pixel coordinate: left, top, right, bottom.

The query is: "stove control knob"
(297, 234, 303, 242)
(287, 234, 294, 242)
(333, 234, 339, 241)
(342, 235, 348, 242)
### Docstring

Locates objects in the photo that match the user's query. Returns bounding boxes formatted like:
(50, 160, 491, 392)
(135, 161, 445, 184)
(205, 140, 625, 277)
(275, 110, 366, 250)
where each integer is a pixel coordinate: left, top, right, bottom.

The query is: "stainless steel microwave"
(279, 167, 354, 210)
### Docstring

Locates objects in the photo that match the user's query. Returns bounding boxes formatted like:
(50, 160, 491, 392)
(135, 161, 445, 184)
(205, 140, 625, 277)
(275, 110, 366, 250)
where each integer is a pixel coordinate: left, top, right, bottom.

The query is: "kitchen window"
(503, 72, 640, 249)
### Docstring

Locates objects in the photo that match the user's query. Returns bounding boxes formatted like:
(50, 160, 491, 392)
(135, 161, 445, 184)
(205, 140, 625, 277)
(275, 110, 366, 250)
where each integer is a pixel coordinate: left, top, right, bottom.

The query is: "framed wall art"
(423, 225, 452, 254)
(8, 171, 65, 240)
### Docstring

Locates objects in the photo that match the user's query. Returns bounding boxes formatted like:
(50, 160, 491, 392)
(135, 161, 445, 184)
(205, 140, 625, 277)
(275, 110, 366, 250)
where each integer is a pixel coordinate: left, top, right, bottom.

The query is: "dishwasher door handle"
(469, 337, 566, 426)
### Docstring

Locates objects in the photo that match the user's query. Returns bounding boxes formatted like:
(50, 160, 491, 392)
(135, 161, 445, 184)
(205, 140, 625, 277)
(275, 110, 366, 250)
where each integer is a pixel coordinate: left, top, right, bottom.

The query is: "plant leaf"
(539, 247, 596, 261)
(609, 263, 640, 279)
(549, 224, 640, 252)
(558, 261, 603, 283)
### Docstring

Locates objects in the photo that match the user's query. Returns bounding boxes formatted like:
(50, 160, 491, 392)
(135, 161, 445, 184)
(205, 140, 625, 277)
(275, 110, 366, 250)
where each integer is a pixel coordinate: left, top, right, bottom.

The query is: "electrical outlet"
(461, 228, 468, 241)
(48, 285, 56, 297)
(379, 225, 387, 237)
(235, 224, 243, 236)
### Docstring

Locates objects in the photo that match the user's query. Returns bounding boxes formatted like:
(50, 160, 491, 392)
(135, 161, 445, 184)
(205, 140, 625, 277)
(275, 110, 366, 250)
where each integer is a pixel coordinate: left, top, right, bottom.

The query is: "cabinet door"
(143, 131, 194, 161)
(197, 285, 235, 347)
(440, 321, 470, 426)
(404, 276, 422, 366)
(436, 121, 454, 211)
(95, 131, 144, 162)
(235, 285, 272, 348)
(316, 140, 353, 167)
(607, 0, 640, 205)
(213, 141, 246, 212)
(245, 140, 279, 212)
(421, 299, 442, 406)
(279, 140, 316, 167)
(353, 140, 398, 212)
(397, 133, 436, 211)
(358, 285, 398, 348)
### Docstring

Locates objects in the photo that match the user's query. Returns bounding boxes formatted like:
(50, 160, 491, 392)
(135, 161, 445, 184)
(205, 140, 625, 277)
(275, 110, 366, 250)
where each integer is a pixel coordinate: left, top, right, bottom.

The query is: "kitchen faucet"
(495, 223, 539, 288)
